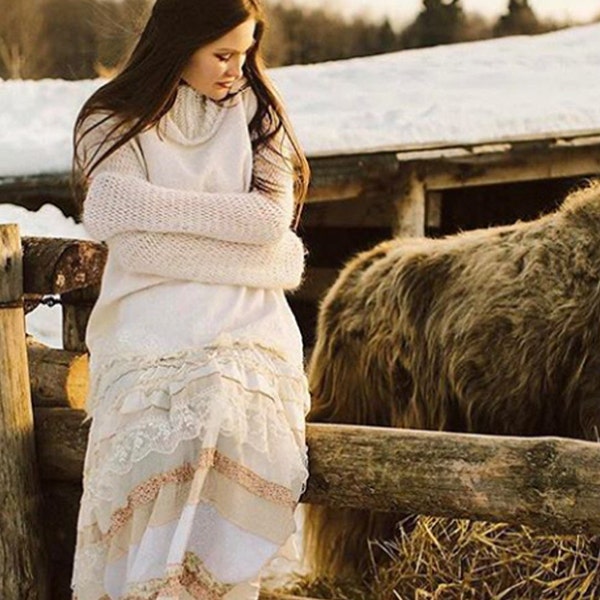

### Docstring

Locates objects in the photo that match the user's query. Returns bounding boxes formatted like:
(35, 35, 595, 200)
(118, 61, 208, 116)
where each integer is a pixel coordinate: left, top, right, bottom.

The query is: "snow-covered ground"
(1, 23, 599, 180)
(1, 24, 600, 346)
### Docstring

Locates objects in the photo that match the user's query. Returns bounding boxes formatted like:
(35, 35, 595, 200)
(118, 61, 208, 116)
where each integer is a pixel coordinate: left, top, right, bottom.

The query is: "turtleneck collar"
(161, 84, 228, 146)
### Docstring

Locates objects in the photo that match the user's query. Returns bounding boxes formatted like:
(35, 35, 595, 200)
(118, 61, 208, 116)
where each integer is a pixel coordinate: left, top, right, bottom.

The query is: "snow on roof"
(1, 23, 599, 177)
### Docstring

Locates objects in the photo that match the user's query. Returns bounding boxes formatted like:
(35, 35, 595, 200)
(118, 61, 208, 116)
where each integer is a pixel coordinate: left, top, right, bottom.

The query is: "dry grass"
(282, 517, 600, 599)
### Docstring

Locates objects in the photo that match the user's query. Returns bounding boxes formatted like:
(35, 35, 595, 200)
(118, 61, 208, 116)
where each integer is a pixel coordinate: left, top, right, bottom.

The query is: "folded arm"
(107, 228, 306, 291)
(82, 124, 295, 244)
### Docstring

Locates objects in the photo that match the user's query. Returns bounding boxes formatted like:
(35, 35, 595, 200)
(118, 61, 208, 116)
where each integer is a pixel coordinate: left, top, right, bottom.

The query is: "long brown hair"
(72, 0, 310, 226)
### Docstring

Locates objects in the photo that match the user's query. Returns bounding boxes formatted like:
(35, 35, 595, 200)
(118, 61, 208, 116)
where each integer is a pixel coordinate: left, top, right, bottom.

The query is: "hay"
(283, 517, 600, 599)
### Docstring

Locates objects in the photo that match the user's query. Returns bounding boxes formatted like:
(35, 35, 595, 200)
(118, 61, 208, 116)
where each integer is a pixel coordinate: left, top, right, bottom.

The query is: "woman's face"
(181, 18, 256, 100)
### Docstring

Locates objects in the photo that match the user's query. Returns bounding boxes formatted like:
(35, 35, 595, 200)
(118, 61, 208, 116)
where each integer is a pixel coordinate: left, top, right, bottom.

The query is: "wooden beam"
(393, 167, 426, 237)
(424, 145, 600, 191)
(0, 224, 50, 598)
(307, 154, 399, 204)
(22, 236, 106, 295)
(34, 412, 600, 536)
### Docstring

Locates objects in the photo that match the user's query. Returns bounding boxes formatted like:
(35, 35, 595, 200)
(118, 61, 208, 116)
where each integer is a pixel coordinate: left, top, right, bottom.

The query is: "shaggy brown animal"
(304, 180, 600, 580)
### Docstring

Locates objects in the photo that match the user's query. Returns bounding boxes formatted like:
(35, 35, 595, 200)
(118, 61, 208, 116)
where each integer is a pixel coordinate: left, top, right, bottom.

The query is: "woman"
(70, 0, 311, 598)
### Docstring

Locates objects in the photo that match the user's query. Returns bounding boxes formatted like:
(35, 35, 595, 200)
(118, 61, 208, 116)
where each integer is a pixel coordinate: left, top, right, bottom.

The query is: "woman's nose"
(226, 56, 244, 79)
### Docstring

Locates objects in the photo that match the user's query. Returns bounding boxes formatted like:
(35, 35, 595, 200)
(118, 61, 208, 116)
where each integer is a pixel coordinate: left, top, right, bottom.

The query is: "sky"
(285, 0, 600, 26)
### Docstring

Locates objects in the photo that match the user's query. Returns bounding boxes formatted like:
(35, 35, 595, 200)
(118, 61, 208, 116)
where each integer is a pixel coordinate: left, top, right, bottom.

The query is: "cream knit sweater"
(81, 83, 305, 290)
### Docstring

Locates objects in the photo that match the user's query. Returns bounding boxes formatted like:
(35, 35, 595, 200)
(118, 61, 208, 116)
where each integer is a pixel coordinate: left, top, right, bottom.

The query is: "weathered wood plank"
(424, 145, 600, 191)
(307, 154, 399, 204)
(34, 410, 600, 536)
(27, 337, 88, 409)
(0, 224, 50, 599)
(22, 236, 106, 295)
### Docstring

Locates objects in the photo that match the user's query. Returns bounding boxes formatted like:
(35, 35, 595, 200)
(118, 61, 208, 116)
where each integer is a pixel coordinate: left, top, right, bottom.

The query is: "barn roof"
(0, 23, 599, 180)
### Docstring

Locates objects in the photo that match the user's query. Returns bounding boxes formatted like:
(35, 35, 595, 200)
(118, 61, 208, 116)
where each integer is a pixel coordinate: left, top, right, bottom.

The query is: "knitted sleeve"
(108, 228, 306, 291)
(77, 112, 148, 180)
(82, 131, 295, 245)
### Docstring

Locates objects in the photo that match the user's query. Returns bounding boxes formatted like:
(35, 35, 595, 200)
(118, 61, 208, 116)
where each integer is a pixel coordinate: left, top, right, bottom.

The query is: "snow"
(0, 24, 599, 179)
(1, 24, 600, 346)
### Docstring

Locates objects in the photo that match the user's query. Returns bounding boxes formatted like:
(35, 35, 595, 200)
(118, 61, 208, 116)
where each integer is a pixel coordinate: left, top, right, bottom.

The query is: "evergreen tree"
(401, 0, 468, 49)
(493, 0, 545, 37)
(263, 4, 401, 66)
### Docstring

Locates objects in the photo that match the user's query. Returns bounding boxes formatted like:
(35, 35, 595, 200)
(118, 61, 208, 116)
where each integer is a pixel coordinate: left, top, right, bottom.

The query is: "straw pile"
(283, 517, 600, 599)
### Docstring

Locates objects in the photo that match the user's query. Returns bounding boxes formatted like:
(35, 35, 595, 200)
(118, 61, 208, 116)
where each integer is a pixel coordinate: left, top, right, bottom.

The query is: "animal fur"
(304, 180, 600, 579)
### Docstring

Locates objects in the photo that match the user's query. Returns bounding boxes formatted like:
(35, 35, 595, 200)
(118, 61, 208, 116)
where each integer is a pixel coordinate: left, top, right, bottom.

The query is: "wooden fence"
(3, 224, 600, 599)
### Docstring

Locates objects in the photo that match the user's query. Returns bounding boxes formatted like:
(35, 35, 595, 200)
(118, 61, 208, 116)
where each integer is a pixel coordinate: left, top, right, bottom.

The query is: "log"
(27, 336, 89, 409)
(61, 286, 99, 352)
(34, 408, 90, 482)
(0, 224, 50, 599)
(303, 424, 600, 536)
(34, 411, 600, 536)
(21, 236, 106, 296)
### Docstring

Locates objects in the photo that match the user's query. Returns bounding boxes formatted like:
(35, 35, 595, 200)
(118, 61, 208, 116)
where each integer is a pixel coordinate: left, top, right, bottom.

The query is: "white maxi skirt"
(70, 337, 310, 599)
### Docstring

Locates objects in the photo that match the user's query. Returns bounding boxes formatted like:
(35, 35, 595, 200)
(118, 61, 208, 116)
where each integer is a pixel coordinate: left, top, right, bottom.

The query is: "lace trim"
(84, 377, 308, 496)
(74, 489, 296, 589)
(83, 342, 309, 501)
(215, 451, 296, 507)
(87, 338, 308, 419)
(131, 551, 231, 599)
(73, 550, 232, 600)
(99, 448, 295, 543)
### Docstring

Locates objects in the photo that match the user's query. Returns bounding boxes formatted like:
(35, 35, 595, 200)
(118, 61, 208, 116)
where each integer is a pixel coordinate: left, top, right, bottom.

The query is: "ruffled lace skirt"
(71, 340, 310, 600)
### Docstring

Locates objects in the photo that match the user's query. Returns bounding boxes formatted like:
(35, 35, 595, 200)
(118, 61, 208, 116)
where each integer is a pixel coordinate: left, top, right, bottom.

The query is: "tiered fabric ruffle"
(71, 341, 310, 599)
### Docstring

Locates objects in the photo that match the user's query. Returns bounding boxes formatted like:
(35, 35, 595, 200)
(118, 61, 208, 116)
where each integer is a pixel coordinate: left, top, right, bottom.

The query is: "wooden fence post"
(0, 224, 50, 599)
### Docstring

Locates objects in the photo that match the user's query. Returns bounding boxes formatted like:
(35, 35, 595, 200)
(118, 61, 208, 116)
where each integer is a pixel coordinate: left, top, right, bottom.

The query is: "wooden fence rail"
(34, 411, 600, 536)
